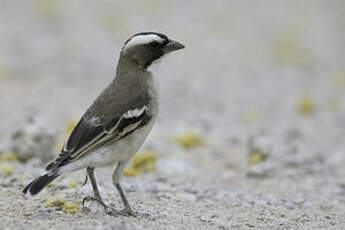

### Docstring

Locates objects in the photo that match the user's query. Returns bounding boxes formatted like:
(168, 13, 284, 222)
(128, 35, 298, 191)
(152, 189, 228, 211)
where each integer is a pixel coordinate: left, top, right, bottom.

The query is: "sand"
(1, 0, 345, 229)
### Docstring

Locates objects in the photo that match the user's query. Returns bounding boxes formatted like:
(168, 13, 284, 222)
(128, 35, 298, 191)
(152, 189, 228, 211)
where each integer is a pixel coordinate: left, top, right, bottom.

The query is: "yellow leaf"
(1, 152, 18, 161)
(123, 168, 137, 177)
(124, 151, 158, 177)
(63, 202, 80, 214)
(175, 132, 205, 150)
(297, 97, 315, 115)
(249, 152, 266, 165)
(47, 182, 56, 188)
(45, 199, 65, 207)
(18, 176, 25, 182)
(68, 182, 77, 188)
(131, 151, 157, 169)
(0, 163, 13, 176)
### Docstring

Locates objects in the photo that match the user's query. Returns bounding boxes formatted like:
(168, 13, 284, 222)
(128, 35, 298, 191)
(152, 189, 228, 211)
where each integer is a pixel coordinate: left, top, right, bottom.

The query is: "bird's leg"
(115, 183, 136, 216)
(82, 167, 107, 209)
(107, 162, 136, 217)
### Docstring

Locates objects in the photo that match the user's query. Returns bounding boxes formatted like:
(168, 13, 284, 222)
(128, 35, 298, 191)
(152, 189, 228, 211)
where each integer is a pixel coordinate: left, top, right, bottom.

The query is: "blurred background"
(1, 0, 345, 229)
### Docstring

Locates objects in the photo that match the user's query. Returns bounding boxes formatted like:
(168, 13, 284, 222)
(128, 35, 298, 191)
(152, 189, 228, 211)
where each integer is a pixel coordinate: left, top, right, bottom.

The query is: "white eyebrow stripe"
(122, 34, 163, 53)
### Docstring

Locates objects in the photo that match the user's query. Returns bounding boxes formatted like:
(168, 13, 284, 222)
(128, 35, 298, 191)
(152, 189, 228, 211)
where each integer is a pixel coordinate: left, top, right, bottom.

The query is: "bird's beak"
(163, 39, 185, 53)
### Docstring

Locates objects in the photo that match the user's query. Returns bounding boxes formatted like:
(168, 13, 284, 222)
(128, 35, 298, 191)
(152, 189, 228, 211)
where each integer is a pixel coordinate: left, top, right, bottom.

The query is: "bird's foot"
(82, 196, 107, 209)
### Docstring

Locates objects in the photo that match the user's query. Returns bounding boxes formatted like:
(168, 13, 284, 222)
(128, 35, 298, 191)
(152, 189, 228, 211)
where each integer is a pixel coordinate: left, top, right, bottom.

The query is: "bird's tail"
(23, 172, 60, 195)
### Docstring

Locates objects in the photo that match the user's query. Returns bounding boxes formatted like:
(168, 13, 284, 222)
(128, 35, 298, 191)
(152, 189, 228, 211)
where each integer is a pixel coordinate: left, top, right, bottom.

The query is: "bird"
(23, 32, 185, 216)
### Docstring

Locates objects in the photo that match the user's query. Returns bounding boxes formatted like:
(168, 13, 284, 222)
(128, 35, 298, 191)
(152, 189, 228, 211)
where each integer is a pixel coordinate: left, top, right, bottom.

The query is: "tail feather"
(23, 173, 59, 195)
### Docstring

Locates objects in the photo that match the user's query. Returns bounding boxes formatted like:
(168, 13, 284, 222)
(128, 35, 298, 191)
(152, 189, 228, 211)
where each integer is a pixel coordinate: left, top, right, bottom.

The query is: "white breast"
(58, 115, 157, 174)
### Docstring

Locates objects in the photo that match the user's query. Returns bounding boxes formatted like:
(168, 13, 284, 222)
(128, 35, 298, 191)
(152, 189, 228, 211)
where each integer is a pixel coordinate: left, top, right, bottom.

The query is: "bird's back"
(84, 67, 156, 124)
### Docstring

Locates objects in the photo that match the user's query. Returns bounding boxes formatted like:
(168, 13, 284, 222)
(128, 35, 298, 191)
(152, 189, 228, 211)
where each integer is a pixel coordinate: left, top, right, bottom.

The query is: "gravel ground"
(1, 1, 345, 229)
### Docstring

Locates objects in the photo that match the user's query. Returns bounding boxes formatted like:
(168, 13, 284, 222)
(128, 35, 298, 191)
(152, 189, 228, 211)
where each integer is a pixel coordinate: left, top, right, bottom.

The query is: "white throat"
(146, 57, 163, 101)
(147, 56, 164, 76)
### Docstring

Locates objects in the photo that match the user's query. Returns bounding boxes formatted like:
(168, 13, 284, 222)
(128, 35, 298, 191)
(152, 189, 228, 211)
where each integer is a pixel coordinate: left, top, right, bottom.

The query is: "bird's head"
(119, 32, 185, 70)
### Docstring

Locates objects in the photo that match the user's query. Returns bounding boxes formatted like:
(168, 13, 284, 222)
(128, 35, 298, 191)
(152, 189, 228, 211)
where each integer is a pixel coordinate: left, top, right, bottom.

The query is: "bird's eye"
(150, 42, 160, 48)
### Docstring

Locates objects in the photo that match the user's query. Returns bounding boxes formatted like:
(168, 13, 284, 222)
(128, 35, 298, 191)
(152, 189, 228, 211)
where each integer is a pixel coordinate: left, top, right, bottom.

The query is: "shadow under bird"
(23, 32, 185, 216)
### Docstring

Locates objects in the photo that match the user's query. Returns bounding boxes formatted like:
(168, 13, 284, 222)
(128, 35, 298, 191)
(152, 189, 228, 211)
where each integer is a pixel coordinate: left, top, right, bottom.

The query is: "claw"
(80, 174, 88, 187)
(82, 196, 106, 209)
(121, 208, 137, 217)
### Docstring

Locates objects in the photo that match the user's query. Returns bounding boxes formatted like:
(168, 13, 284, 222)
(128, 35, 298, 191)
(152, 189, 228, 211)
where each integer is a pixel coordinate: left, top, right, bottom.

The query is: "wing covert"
(46, 106, 151, 171)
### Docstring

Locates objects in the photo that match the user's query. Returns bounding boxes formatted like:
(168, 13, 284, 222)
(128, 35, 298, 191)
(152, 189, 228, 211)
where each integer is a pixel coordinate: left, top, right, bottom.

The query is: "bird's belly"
(83, 119, 155, 168)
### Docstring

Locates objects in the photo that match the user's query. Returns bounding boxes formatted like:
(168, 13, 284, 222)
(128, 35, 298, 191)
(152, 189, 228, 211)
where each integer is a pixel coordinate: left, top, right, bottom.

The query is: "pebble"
(10, 116, 56, 162)
(247, 162, 275, 178)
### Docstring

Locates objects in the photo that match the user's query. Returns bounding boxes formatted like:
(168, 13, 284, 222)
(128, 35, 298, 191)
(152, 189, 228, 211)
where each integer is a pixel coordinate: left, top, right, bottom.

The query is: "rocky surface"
(1, 0, 345, 229)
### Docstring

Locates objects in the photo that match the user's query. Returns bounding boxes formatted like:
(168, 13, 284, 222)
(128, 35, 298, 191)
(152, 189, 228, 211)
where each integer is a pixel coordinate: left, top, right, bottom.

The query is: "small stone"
(200, 216, 212, 222)
(247, 136, 271, 165)
(246, 223, 255, 228)
(10, 116, 57, 161)
(293, 197, 305, 205)
(247, 162, 274, 178)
